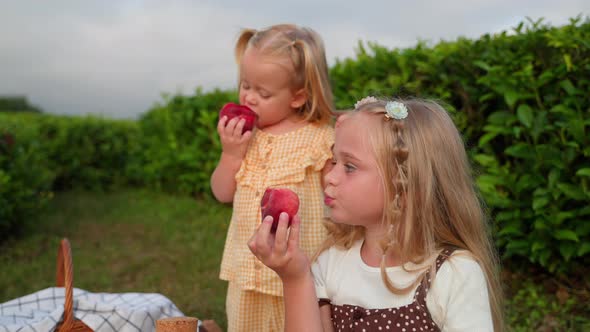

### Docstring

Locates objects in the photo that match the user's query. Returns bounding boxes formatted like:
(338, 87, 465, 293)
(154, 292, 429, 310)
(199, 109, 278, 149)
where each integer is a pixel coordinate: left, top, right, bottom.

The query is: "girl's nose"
(243, 92, 256, 106)
(324, 163, 338, 186)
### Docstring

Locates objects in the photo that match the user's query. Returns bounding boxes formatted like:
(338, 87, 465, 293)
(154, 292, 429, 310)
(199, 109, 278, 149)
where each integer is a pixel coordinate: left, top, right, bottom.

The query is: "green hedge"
(0, 113, 140, 239)
(35, 115, 140, 191)
(130, 88, 236, 195)
(0, 113, 54, 240)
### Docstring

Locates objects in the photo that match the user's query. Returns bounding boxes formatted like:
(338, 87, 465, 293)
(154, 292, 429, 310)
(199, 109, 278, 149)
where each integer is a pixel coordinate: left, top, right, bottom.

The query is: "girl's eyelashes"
(240, 82, 270, 99)
(344, 163, 356, 173)
(330, 158, 356, 173)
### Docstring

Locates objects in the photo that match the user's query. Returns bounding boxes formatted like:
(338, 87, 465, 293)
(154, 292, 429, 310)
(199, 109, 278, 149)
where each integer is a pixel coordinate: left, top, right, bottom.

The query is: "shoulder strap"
(414, 247, 457, 306)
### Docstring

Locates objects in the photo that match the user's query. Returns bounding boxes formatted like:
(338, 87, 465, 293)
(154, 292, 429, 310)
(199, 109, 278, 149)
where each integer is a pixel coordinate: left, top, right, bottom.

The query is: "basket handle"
(56, 238, 75, 330)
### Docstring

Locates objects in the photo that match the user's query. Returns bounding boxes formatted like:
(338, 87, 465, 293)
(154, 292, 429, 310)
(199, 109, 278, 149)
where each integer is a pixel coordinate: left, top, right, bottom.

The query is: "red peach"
(219, 103, 259, 134)
(260, 188, 300, 233)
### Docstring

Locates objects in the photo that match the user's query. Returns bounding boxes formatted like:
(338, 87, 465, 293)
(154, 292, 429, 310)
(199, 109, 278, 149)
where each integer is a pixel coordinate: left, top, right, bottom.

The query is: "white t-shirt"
(311, 240, 494, 331)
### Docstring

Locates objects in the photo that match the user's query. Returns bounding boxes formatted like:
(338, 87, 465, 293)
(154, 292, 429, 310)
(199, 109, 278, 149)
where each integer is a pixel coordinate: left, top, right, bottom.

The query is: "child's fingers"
(233, 118, 246, 137)
(247, 235, 257, 255)
(248, 218, 269, 254)
(226, 117, 239, 131)
(247, 222, 265, 255)
(287, 214, 301, 251)
(240, 130, 252, 143)
(254, 215, 275, 258)
(217, 116, 228, 133)
(273, 212, 290, 253)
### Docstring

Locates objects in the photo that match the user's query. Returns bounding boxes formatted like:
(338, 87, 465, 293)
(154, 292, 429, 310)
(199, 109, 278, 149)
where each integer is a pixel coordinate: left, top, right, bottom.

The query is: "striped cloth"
(0, 287, 184, 332)
(219, 123, 334, 297)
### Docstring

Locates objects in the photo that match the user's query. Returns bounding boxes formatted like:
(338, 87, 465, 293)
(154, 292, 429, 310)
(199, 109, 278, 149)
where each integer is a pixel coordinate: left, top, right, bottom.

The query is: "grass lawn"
(1, 188, 589, 331)
(0, 189, 232, 329)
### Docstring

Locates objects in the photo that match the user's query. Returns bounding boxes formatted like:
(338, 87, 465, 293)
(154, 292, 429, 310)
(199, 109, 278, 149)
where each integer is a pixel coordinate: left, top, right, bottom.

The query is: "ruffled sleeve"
(309, 125, 334, 172)
(235, 124, 334, 188)
(265, 125, 334, 186)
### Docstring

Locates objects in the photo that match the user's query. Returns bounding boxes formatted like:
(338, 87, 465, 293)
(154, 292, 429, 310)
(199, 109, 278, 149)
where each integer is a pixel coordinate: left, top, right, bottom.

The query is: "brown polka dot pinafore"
(329, 248, 455, 332)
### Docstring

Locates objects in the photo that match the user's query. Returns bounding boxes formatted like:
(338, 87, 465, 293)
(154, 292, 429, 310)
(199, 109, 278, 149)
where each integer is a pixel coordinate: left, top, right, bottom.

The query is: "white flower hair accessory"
(354, 96, 379, 109)
(385, 101, 408, 120)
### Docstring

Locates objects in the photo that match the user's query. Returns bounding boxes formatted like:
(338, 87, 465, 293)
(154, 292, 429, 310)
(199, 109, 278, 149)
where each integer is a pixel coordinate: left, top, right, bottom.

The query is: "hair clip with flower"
(354, 96, 379, 110)
(384, 101, 408, 120)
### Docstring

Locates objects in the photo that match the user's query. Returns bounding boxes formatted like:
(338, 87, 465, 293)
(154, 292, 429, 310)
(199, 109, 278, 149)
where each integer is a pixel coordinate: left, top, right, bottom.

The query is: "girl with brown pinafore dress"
(249, 97, 504, 331)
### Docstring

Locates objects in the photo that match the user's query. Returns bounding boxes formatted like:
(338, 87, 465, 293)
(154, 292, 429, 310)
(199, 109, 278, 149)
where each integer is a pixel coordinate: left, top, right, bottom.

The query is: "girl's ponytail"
(234, 29, 257, 65)
(293, 38, 333, 124)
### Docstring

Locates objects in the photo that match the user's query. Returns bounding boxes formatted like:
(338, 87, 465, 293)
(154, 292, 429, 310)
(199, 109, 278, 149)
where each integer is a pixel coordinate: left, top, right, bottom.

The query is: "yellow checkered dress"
(220, 123, 334, 296)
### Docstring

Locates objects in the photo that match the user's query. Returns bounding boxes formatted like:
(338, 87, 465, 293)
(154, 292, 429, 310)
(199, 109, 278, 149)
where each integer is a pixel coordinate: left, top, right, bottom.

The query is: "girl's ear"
(290, 88, 307, 109)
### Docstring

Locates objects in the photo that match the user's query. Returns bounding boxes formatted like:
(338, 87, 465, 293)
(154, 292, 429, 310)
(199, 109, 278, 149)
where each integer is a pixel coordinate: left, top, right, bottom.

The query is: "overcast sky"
(1, 0, 588, 119)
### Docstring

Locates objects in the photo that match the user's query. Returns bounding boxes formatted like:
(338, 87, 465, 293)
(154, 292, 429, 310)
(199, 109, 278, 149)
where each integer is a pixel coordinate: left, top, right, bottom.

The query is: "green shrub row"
(130, 89, 236, 195)
(0, 113, 140, 239)
(0, 89, 234, 236)
(0, 114, 54, 240)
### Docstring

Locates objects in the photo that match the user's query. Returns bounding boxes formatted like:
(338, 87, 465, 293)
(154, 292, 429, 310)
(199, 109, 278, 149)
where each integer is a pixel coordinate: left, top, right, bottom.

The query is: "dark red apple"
(260, 188, 300, 233)
(219, 103, 259, 134)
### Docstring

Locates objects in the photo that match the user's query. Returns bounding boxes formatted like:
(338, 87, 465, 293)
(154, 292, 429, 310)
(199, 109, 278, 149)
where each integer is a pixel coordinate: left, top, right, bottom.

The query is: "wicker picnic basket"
(54, 238, 93, 332)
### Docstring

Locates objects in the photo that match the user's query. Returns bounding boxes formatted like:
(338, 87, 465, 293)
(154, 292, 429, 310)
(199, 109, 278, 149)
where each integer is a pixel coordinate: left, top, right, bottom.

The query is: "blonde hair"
(234, 24, 333, 125)
(316, 98, 504, 331)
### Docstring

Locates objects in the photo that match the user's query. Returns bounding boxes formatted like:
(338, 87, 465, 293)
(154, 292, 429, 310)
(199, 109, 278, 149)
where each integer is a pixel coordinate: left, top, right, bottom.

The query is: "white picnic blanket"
(0, 287, 185, 332)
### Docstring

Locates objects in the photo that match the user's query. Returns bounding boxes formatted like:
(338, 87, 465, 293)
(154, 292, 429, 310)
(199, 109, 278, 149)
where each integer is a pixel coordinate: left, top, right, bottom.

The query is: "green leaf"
(579, 206, 590, 216)
(478, 132, 499, 147)
(535, 144, 563, 168)
(549, 104, 572, 115)
(498, 224, 523, 236)
(504, 91, 520, 108)
(473, 60, 491, 71)
(476, 176, 498, 193)
(534, 219, 549, 231)
(515, 174, 543, 193)
(473, 154, 496, 167)
(548, 169, 560, 189)
(539, 250, 551, 267)
(531, 241, 547, 252)
(516, 104, 533, 128)
(554, 211, 576, 225)
(512, 126, 521, 138)
(532, 196, 549, 210)
(560, 79, 579, 96)
(576, 168, 590, 177)
(486, 111, 516, 125)
(553, 230, 579, 242)
(495, 211, 516, 222)
(559, 242, 577, 261)
(505, 143, 535, 160)
(505, 240, 530, 255)
(578, 243, 590, 257)
(563, 54, 573, 71)
(479, 92, 495, 103)
(556, 183, 587, 200)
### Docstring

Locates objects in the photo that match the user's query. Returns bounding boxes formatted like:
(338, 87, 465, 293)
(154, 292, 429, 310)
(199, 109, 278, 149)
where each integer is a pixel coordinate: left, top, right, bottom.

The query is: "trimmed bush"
(131, 88, 237, 196)
(0, 113, 54, 240)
